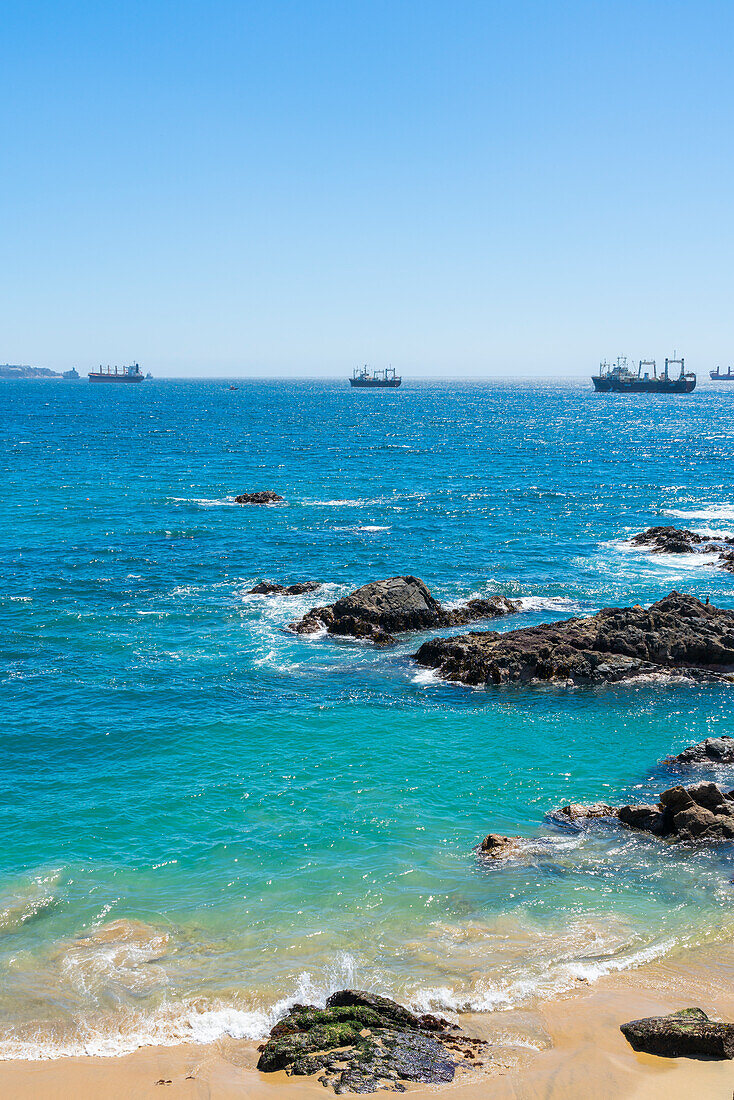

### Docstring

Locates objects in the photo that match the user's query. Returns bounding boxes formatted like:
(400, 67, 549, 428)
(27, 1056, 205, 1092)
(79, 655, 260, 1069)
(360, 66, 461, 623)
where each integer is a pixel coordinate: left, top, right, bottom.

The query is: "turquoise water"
(1, 378, 734, 1057)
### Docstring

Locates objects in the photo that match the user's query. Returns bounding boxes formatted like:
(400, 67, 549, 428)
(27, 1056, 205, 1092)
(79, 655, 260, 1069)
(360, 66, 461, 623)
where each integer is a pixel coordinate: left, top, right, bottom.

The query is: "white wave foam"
(357, 525, 390, 532)
(519, 596, 587, 614)
(307, 499, 378, 507)
(615, 538, 723, 570)
(411, 667, 441, 686)
(0, 953, 365, 1061)
(170, 496, 238, 508)
(411, 935, 678, 1016)
(666, 504, 734, 522)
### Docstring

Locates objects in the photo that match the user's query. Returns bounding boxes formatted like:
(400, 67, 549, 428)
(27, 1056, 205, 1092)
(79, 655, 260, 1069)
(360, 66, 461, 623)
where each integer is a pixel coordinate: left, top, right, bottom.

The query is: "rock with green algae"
(256, 989, 486, 1093)
(621, 1008, 734, 1059)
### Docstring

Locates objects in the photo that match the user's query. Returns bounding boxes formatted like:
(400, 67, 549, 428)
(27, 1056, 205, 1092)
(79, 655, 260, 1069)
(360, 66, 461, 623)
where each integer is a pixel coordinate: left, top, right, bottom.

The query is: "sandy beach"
(2, 942, 733, 1100)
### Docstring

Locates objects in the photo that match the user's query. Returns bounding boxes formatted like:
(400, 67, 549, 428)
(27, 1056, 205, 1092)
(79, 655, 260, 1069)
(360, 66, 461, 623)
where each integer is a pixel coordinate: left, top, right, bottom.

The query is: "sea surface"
(1, 377, 733, 1059)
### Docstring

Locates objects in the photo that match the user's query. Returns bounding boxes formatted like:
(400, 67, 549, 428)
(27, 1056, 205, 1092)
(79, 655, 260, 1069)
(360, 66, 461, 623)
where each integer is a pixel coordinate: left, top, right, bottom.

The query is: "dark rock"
(631, 526, 708, 554)
(665, 735, 734, 767)
(257, 989, 483, 1093)
(290, 577, 520, 645)
(631, 526, 734, 573)
(234, 491, 285, 504)
(478, 833, 524, 859)
(248, 581, 321, 596)
(413, 592, 734, 687)
(617, 805, 666, 835)
(621, 1008, 734, 1059)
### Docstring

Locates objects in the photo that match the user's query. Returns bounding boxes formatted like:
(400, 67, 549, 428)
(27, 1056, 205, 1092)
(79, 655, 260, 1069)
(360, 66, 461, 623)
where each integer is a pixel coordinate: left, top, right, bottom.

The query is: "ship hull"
(710, 374, 734, 381)
(592, 376, 696, 394)
(349, 378, 401, 388)
(88, 374, 144, 383)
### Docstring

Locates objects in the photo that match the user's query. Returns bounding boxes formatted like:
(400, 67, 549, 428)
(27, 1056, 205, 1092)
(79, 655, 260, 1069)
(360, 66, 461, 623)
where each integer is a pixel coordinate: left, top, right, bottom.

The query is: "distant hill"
(0, 364, 62, 379)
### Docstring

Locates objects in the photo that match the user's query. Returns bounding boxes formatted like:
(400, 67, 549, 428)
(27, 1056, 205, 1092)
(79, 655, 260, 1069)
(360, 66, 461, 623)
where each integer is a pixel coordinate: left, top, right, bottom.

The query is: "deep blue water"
(1, 377, 733, 1056)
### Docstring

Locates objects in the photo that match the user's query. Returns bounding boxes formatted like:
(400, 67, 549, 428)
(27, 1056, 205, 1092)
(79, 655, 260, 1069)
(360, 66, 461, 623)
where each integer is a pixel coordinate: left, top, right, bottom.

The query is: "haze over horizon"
(1, 1, 732, 378)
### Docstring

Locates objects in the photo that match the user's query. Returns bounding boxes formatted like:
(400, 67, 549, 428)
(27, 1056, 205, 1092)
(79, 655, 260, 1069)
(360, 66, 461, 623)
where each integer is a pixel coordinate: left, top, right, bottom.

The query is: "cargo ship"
(350, 366, 401, 388)
(88, 363, 145, 384)
(592, 356, 695, 394)
(710, 366, 734, 381)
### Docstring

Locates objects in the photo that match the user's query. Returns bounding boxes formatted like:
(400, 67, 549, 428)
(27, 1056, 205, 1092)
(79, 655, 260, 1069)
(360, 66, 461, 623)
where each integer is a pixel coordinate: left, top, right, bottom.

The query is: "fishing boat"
(88, 363, 145, 384)
(349, 366, 401, 388)
(592, 356, 695, 394)
(710, 366, 734, 381)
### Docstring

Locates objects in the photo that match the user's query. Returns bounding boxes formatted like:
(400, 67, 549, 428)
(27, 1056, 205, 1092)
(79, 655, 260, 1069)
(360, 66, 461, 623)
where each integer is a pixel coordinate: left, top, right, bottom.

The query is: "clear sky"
(1, 0, 732, 377)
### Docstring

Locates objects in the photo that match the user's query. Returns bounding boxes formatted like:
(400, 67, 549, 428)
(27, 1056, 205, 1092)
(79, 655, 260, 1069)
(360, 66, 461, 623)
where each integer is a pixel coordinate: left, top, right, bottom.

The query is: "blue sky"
(1, 0, 732, 376)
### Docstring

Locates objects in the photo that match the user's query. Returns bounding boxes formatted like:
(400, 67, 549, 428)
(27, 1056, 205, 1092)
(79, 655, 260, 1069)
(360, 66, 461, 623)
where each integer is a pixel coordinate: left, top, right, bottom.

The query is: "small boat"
(229, 385, 238, 391)
(592, 355, 696, 394)
(350, 366, 401, 388)
(88, 363, 145, 384)
(710, 366, 734, 381)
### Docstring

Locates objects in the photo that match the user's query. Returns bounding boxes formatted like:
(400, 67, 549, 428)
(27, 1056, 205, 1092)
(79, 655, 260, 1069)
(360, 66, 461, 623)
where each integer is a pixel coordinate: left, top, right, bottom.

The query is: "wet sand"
(1, 943, 734, 1099)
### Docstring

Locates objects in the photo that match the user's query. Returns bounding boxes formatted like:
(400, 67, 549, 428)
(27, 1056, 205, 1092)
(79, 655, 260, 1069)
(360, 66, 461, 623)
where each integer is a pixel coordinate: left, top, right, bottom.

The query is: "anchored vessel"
(592, 356, 696, 394)
(710, 366, 734, 381)
(88, 363, 146, 384)
(350, 366, 401, 389)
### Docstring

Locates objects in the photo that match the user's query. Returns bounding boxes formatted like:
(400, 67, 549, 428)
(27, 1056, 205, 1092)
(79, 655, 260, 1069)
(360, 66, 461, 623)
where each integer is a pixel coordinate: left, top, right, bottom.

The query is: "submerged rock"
(664, 735, 734, 767)
(621, 1008, 734, 1059)
(256, 989, 485, 1093)
(478, 833, 525, 859)
(289, 576, 519, 645)
(248, 581, 321, 596)
(555, 802, 619, 822)
(632, 525, 734, 571)
(234, 490, 285, 504)
(412, 592, 734, 686)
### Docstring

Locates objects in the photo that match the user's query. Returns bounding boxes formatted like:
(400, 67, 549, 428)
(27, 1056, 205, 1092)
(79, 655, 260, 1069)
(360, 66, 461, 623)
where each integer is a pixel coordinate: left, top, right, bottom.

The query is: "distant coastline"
(0, 364, 80, 380)
(0, 363, 61, 379)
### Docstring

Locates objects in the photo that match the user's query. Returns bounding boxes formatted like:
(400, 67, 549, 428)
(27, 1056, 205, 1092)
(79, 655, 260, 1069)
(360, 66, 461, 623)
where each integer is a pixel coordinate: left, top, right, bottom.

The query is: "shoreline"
(2, 942, 734, 1098)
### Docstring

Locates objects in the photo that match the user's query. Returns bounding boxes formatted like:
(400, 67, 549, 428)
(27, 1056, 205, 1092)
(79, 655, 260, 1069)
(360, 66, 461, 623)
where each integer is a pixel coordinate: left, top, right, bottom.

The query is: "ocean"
(1, 377, 733, 1058)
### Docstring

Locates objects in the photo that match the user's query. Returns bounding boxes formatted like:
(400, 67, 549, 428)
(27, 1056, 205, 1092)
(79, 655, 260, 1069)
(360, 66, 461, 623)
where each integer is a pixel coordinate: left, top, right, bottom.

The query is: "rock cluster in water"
(632, 525, 734, 572)
(664, 734, 734, 767)
(256, 989, 486, 1093)
(290, 576, 520, 646)
(621, 1008, 734, 1059)
(413, 592, 734, 685)
(556, 781, 734, 842)
(235, 490, 285, 504)
(248, 581, 321, 596)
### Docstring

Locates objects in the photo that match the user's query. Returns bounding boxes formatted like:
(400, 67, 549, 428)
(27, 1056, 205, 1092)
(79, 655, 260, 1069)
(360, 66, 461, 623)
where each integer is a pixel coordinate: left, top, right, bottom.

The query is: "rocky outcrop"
(631, 526, 709, 554)
(256, 989, 486, 1093)
(556, 781, 734, 842)
(621, 1008, 734, 1059)
(632, 525, 734, 572)
(290, 577, 520, 646)
(234, 491, 285, 504)
(413, 592, 734, 686)
(248, 581, 321, 596)
(664, 735, 734, 767)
